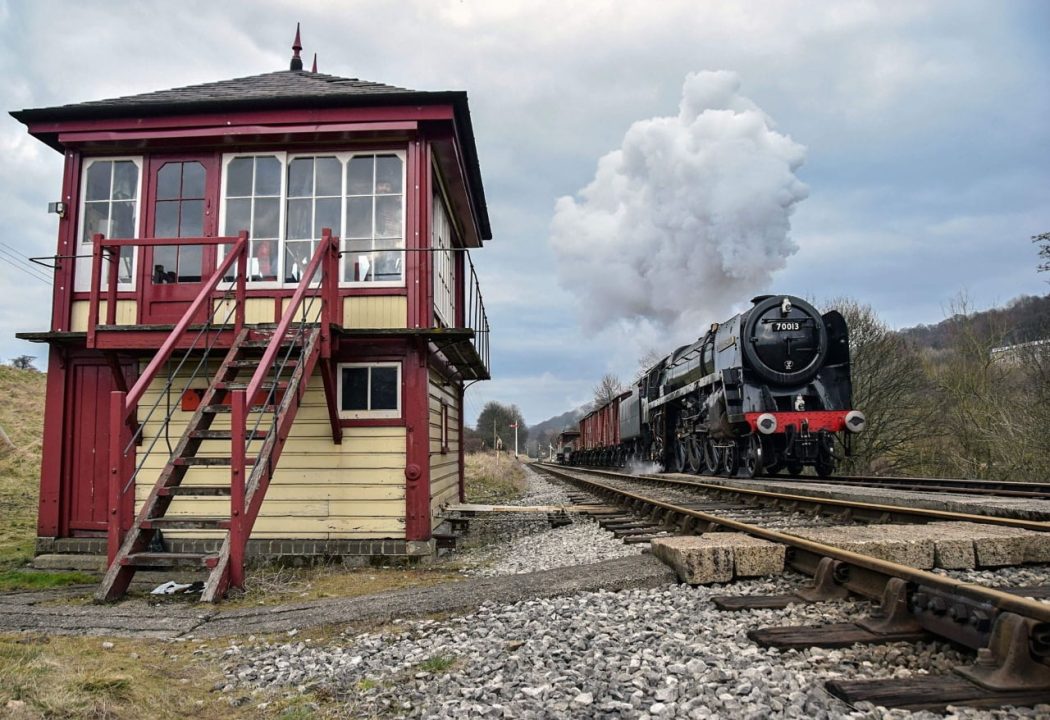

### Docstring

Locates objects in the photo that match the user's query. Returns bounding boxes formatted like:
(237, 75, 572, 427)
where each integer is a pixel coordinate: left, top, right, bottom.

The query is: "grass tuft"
(0, 364, 46, 570)
(417, 654, 457, 674)
(0, 569, 95, 592)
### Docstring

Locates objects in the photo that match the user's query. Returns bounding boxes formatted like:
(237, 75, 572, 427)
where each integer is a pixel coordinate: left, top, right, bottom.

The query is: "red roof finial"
(311, 53, 318, 73)
(290, 23, 304, 71)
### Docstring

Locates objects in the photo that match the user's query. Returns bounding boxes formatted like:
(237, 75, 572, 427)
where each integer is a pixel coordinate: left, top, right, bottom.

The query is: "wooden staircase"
(95, 325, 323, 602)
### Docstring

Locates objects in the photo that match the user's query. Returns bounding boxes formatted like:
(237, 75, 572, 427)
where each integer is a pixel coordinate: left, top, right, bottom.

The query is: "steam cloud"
(550, 71, 808, 335)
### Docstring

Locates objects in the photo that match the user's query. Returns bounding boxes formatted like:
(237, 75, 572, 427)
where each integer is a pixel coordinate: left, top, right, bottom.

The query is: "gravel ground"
(216, 575, 1048, 719)
(211, 468, 1050, 718)
(451, 465, 642, 576)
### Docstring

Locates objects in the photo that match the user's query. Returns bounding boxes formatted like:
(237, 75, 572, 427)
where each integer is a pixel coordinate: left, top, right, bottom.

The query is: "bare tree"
(1034, 231, 1050, 277)
(825, 298, 934, 475)
(10, 355, 36, 371)
(635, 348, 664, 380)
(593, 373, 624, 407)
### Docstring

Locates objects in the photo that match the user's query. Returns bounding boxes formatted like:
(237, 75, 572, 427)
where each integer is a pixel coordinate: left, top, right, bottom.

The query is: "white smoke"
(550, 71, 808, 335)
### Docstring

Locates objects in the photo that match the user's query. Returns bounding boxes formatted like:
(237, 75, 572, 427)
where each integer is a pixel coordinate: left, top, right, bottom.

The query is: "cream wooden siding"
(70, 300, 137, 330)
(429, 369, 461, 513)
(133, 365, 407, 539)
(342, 295, 407, 329)
(211, 298, 275, 325)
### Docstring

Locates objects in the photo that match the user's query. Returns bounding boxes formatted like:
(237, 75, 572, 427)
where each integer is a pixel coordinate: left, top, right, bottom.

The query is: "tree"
(475, 401, 529, 455)
(635, 348, 664, 381)
(592, 373, 623, 407)
(10, 355, 36, 371)
(1034, 232, 1050, 277)
(825, 298, 934, 475)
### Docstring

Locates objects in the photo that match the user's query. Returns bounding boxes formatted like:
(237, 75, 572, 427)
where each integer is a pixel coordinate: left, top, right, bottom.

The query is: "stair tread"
(173, 456, 257, 466)
(202, 404, 278, 413)
(158, 485, 232, 496)
(189, 430, 267, 440)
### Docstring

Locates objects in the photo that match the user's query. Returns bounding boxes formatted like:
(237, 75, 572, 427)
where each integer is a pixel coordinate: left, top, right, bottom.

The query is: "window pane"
(225, 198, 251, 236)
(182, 162, 206, 198)
(255, 156, 281, 196)
(83, 202, 109, 241)
(375, 155, 402, 194)
(85, 162, 112, 201)
(373, 237, 402, 281)
(153, 246, 177, 282)
(155, 201, 179, 237)
(346, 196, 372, 237)
(116, 247, 134, 283)
(156, 163, 181, 201)
(250, 240, 277, 281)
(347, 156, 374, 195)
(315, 197, 340, 238)
(316, 157, 341, 196)
(284, 240, 313, 283)
(371, 367, 398, 410)
(179, 200, 204, 237)
(341, 367, 368, 411)
(253, 198, 279, 238)
(110, 201, 136, 238)
(375, 195, 402, 238)
(286, 198, 311, 240)
(226, 158, 253, 197)
(112, 161, 138, 200)
(345, 239, 372, 282)
(178, 244, 202, 282)
(288, 158, 313, 197)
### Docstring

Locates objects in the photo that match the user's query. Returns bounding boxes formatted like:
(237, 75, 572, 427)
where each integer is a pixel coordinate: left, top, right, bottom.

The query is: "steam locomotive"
(565, 294, 865, 477)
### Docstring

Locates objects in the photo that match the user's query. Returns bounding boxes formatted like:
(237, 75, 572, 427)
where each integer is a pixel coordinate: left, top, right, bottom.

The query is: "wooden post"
(229, 389, 246, 589)
(107, 390, 127, 563)
(87, 234, 105, 349)
(105, 244, 119, 326)
(235, 231, 248, 334)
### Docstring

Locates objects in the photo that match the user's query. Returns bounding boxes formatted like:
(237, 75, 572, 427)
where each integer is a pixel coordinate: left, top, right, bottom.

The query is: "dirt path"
(0, 555, 675, 639)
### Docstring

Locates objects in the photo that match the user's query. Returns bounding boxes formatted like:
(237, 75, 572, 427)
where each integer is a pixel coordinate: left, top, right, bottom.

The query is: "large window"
(338, 363, 401, 419)
(432, 192, 455, 326)
(78, 157, 142, 287)
(223, 154, 283, 282)
(220, 151, 405, 287)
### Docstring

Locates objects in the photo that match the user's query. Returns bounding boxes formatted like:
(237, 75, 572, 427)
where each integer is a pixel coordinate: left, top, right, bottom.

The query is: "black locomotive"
(586, 294, 865, 477)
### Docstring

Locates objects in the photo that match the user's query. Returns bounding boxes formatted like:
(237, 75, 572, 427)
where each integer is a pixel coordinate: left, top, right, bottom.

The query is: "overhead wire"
(0, 243, 53, 284)
(0, 252, 52, 285)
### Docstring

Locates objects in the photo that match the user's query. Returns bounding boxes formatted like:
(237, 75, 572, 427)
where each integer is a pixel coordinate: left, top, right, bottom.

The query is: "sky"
(0, 0, 1048, 433)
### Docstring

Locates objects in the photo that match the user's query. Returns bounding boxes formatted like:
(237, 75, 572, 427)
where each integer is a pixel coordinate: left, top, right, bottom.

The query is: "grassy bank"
(463, 451, 528, 503)
(0, 365, 46, 570)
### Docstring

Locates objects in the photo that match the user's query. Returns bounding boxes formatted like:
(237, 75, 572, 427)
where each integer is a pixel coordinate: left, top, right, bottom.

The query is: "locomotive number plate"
(772, 321, 801, 331)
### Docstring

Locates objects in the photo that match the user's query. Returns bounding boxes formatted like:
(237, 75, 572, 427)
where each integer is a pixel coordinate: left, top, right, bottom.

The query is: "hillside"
(898, 292, 1050, 351)
(0, 364, 46, 567)
(530, 402, 592, 449)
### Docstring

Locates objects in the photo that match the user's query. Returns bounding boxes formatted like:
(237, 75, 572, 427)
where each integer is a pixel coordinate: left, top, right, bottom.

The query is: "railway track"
(771, 473, 1050, 499)
(535, 462, 1050, 711)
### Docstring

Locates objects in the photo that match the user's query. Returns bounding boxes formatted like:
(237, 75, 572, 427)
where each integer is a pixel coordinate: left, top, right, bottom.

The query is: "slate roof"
(12, 70, 444, 121)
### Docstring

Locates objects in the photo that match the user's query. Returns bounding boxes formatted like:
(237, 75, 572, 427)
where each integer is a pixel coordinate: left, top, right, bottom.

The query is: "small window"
(79, 158, 142, 287)
(338, 363, 401, 419)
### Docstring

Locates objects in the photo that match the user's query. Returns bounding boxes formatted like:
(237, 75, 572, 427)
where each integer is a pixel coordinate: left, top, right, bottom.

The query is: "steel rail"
(541, 463, 1050, 532)
(537, 464, 1050, 626)
(784, 474, 1050, 499)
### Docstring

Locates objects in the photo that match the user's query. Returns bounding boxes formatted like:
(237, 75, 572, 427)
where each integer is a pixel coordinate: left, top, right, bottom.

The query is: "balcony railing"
(464, 252, 490, 379)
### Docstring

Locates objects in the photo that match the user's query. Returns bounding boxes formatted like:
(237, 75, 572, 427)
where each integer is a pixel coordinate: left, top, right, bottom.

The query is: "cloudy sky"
(1, 1, 1048, 431)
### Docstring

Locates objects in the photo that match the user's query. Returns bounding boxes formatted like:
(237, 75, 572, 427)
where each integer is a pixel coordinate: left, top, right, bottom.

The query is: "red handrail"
(120, 232, 249, 418)
(243, 229, 337, 402)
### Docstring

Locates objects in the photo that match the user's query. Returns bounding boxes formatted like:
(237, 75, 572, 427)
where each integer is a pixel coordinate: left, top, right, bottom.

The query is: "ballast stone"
(650, 534, 784, 584)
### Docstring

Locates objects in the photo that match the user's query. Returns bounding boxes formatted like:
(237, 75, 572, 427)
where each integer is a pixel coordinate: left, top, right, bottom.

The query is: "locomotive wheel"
(815, 431, 835, 478)
(741, 435, 763, 478)
(787, 460, 804, 476)
(721, 443, 739, 476)
(667, 439, 685, 473)
(685, 437, 704, 474)
(703, 437, 721, 476)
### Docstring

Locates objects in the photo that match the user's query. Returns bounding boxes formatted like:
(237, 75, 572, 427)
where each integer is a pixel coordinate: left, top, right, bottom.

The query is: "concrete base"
(30, 554, 106, 572)
(651, 534, 785, 584)
(782, 522, 1050, 570)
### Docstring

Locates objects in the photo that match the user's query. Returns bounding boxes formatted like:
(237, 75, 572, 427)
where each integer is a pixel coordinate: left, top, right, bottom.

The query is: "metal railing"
(463, 251, 490, 377)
